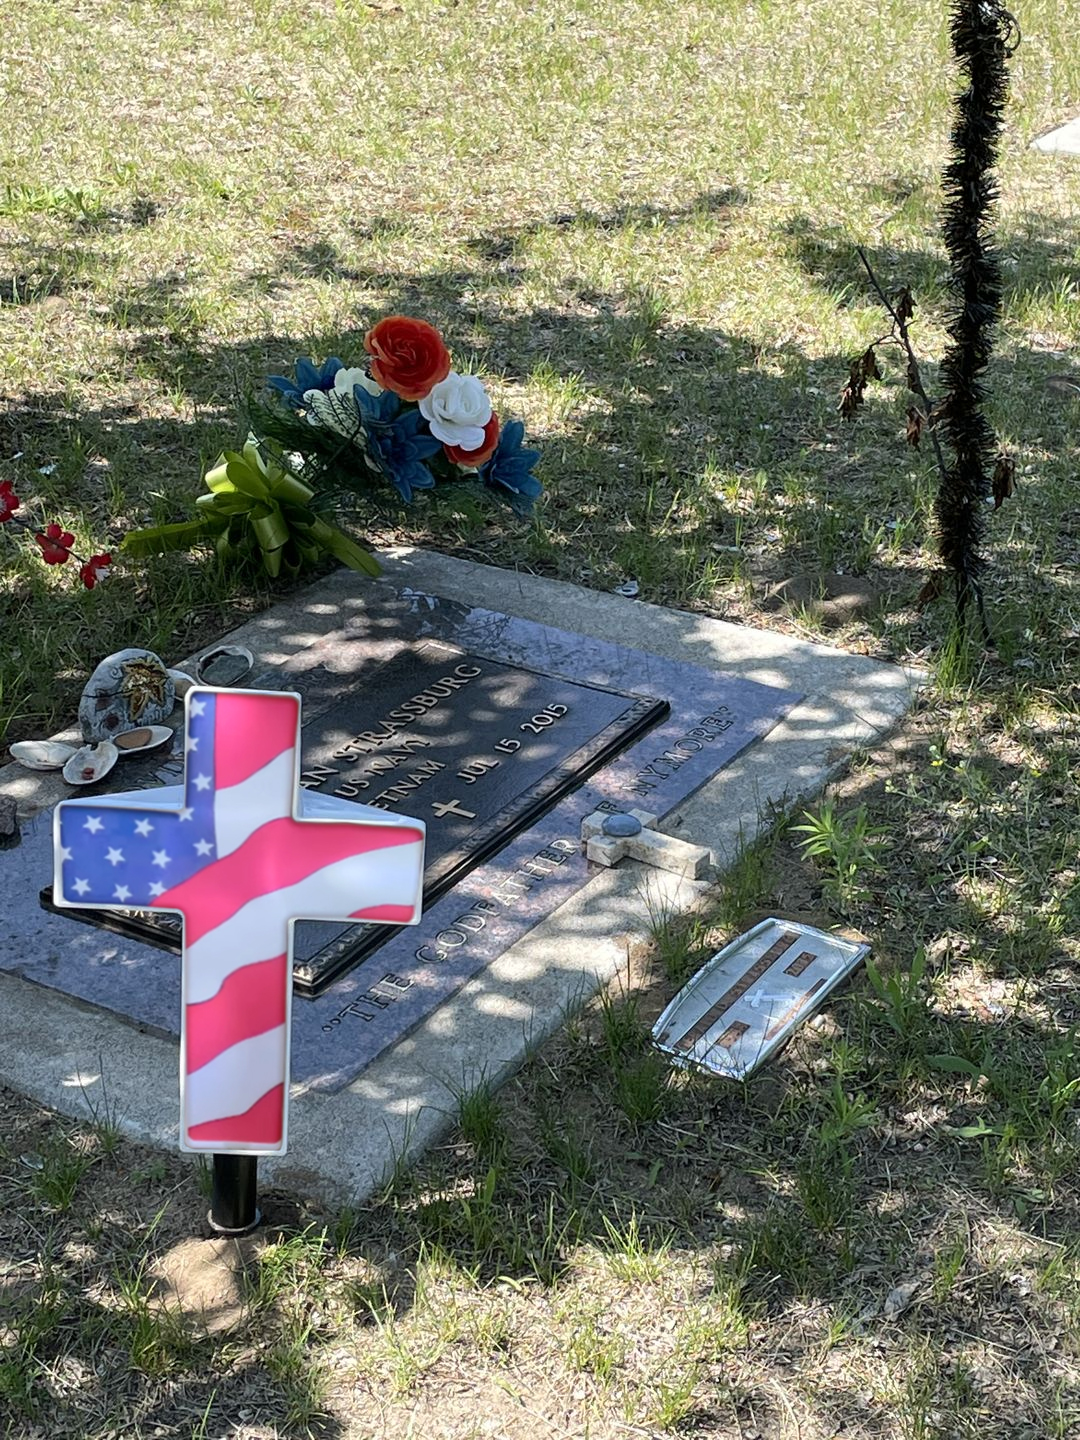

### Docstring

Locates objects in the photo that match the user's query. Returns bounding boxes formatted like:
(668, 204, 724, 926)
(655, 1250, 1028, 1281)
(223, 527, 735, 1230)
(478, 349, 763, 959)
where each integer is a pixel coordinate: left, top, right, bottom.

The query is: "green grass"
(2, 0, 1080, 1436)
(1, 0, 1078, 744)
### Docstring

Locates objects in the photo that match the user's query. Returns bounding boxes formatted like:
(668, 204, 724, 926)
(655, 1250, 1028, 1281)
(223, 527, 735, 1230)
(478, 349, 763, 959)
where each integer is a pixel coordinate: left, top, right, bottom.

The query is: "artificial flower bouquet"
(124, 315, 541, 579)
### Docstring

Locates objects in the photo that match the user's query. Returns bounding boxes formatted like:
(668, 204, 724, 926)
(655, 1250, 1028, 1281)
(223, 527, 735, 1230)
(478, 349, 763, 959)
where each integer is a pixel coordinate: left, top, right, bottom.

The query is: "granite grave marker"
(4, 579, 801, 1096)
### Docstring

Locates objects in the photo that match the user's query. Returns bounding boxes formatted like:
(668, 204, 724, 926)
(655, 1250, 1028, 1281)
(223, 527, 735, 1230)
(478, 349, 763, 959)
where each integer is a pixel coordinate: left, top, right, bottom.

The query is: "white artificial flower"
(419, 372, 492, 451)
(333, 366, 382, 398)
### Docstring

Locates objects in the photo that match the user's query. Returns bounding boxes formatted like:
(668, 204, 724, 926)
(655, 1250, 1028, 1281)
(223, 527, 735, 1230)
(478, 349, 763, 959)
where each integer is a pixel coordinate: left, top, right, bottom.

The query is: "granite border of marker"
(0, 549, 922, 1206)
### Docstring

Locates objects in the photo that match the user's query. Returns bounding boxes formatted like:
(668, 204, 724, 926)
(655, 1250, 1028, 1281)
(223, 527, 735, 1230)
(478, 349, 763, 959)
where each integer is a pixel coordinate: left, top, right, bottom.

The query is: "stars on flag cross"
(59, 694, 219, 908)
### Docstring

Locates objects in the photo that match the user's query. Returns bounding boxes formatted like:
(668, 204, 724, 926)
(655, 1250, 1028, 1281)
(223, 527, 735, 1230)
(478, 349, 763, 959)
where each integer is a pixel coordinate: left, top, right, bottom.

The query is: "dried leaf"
(883, 1278, 920, 1321)
(916, 572, 947, 608)
(862, 345, 882, 381)
(839, 359, 867, 419)
(895, 287, 915, 325)
(992, 454, 1016, 510)
(905, 359, 922, 395)
(905, 407, 924, 448)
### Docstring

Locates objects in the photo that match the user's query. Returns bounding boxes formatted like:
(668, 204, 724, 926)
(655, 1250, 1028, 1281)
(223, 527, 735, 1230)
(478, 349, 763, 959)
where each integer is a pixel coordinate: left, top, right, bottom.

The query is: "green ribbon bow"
(123, 436, 380, 578)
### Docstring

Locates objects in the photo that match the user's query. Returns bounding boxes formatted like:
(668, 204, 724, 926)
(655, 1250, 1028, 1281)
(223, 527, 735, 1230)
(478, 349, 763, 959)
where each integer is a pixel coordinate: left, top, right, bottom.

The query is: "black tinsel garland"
(936, 0, 1017, 620)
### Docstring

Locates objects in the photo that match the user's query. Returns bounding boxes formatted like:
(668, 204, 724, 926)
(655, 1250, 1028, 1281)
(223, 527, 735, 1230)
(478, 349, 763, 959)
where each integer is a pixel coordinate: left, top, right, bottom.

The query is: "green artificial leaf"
(925, 1054, 983, 1078)
(310, 518, 382, 576)
(203, 452, 247, 494)
(196, 490, 252, 516)
(250, 506, 291, 556)
(269, 471, 317, 508)
(120, 519, 216, 556)
(942, 1120, 1004, 1138)
(123, 435, 379, 582)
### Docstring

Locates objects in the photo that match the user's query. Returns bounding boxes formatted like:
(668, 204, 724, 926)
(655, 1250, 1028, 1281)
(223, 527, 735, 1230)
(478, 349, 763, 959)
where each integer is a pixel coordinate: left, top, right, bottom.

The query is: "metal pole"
(208, 1154, 261, 1234)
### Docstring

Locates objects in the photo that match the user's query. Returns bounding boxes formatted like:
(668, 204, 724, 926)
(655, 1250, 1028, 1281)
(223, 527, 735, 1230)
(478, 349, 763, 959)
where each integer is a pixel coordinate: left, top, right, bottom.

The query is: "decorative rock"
(602, 812, 643, 838)
(78, 649, 175, 742)
(0, 795, 19, 849)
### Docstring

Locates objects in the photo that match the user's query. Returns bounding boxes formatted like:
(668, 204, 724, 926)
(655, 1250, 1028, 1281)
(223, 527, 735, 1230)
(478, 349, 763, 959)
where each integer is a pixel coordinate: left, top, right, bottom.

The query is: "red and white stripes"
(163, 691, 424, 1153)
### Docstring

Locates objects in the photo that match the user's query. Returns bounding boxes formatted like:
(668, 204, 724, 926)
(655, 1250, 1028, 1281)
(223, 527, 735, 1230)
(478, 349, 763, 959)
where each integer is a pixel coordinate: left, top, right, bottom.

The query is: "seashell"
(167, 668, 196, 698)
(10, 740, 78, 771)
(62, 741, 119, 787)
(79, 648, 175, 742)
(195, 644, 254, 687)
(113, 725, 173, 755)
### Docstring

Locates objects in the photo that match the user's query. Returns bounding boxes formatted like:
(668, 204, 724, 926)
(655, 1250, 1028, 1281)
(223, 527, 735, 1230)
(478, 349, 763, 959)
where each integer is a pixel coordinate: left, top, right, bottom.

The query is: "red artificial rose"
(364, 315, 452, 401)
(443, 412, 501, 468)
(0, 480, 19, 523)
(35, 522, 75, 564)
(79, 552, 113, 589)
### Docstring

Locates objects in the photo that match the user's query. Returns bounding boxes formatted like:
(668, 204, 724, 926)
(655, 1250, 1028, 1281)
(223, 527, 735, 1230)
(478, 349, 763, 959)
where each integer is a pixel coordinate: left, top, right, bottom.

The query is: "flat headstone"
(1031, 117, 1080, 155)
(9, 600, 796, 1088)
(0, 549, 921, 1204)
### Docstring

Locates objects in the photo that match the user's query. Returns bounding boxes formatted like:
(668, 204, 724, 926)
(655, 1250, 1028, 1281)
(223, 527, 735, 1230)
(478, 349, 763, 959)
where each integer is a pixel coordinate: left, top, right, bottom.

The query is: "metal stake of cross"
(51, 687, 426, 1179)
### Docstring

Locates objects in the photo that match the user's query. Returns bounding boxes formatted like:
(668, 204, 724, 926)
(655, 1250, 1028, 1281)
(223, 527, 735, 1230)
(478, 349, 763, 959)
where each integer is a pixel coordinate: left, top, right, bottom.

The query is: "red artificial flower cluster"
(79, 553, 113, 588)
(35, 522, 75, 563)
(0, 479, 112, 588)
(0, 480, 19, 524)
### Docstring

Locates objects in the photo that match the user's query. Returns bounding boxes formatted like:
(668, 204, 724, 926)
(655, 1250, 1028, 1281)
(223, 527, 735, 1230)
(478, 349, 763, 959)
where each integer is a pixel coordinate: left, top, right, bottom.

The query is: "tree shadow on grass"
(3, 189, 1079, 1435)
(309, 689, 1080, 1434)
(781, 206, 1080, 318)
(3, 195, 1079, 747)
(0, 1097, 346, 1440)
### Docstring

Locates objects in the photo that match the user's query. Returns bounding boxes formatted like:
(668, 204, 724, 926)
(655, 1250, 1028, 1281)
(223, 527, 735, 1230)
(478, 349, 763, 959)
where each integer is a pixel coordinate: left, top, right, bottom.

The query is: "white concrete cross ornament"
(51, 688, 426, 1154)
(581, 809, 710, 879)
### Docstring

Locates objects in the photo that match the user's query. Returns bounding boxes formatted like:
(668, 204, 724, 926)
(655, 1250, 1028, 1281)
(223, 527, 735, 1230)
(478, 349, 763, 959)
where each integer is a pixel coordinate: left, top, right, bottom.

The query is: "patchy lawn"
(1, 0, 1079, 1436)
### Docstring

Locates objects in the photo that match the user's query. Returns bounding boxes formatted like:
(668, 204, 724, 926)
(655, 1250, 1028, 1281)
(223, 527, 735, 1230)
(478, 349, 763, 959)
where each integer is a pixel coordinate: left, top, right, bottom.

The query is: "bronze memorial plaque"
(44, 639, 668, 995)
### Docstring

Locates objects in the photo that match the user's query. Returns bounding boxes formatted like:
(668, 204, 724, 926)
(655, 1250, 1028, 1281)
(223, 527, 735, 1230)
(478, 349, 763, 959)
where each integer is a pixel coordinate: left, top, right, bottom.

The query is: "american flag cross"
(51, 688, 426, 1155)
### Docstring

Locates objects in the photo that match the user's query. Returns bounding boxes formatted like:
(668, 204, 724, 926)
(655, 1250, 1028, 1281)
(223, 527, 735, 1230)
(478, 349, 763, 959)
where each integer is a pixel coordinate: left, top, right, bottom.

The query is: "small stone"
(0, 796, 18, 849)
(602, 812, 643, 838)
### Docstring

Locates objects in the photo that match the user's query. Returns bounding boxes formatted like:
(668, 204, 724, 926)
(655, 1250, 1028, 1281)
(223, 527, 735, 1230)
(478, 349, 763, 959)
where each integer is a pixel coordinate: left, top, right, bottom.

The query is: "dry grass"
(2, 0, 1080, 1436)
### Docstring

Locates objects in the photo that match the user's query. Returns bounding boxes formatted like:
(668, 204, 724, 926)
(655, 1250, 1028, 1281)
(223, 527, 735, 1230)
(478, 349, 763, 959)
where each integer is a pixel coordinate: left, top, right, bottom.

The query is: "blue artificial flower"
(266, 356, 344, 408)
(357, 389, 442, 502)
(481, 420, 542, 515)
